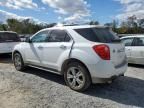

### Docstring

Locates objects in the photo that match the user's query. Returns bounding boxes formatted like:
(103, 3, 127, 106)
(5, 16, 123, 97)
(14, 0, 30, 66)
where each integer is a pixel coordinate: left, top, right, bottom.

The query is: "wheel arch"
(12, 50, 23, 61)
(61, 58, 92, 81)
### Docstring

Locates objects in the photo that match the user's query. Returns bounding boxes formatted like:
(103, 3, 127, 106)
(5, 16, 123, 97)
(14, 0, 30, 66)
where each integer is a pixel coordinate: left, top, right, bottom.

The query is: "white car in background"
(13, 25, 127, 91)
(0, 31, 21, 54)
(121, 35, 144, 65)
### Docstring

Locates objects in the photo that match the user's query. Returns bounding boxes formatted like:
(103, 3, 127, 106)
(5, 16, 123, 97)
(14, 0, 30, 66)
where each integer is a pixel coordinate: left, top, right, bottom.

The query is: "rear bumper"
(87, 60, 128, 84)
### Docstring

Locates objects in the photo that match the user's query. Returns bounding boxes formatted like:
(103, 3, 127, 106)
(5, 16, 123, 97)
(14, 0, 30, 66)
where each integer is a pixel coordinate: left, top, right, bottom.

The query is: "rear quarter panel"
(59, 43, 101, 71)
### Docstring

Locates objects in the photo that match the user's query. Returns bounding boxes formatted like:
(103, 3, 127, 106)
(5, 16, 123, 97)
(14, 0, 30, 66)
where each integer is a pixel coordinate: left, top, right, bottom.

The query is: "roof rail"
(54, 23, 80, 27)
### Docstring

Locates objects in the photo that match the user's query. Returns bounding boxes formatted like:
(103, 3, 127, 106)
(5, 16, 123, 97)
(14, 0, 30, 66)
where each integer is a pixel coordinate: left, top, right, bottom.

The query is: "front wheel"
(13, 53, 25, 71)
(64, 62, 91, 92)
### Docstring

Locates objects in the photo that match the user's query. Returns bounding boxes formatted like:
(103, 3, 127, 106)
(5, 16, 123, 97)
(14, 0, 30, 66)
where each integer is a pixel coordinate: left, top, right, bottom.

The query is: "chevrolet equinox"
(13, 25, 127, 91)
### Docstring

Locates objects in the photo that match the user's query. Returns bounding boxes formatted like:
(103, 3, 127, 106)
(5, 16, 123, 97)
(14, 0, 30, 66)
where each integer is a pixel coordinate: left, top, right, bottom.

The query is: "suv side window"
(121, 38, 134, 46)
(133, 37, 144, 46)
(64, 33, 71, 42)
(49, 30, 71, 42)
(31, 31, 49, 43)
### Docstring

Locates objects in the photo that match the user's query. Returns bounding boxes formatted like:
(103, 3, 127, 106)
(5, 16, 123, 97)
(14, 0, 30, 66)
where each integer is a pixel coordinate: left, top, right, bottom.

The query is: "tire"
(13, 52, 25, 71)
(64, 62, 91, 92)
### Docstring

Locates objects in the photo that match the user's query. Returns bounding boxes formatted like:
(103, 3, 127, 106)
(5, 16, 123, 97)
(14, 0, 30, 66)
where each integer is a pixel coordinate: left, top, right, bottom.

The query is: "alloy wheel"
(67, 67, 86, 90)
(14, 54, 22, 70)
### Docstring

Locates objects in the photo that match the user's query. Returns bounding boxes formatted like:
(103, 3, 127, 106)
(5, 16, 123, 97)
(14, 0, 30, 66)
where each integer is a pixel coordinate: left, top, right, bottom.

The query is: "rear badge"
(113, 49, 116, 53)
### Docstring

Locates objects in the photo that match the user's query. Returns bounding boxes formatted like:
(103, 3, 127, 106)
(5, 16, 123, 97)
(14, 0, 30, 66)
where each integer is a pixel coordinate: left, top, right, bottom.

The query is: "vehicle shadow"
(85, 76, 144, 107)
(128, 63, 144, 69)
(0, 54, 13, 64)
(24, 67, 65, 85)
(24, 67, 144, 107)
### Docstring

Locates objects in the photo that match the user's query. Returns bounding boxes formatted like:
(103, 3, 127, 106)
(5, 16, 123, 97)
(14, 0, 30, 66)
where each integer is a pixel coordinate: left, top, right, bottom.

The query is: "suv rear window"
(74, 28, 120, 43)
(0, 33, 20, 42)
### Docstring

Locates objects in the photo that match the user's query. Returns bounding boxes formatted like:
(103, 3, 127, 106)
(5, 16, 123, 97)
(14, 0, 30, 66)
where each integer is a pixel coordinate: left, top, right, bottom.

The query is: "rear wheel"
(13, 52, 25, 71)
(64, 62, 91, 92)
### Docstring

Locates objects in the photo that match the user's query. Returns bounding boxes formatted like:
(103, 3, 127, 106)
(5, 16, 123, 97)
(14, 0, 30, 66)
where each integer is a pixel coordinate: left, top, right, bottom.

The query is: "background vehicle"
(121, 35, 144, 65)
(0, 31, 21, 54)
(19, 34, 33, 42)
(13, 25, 127, 91)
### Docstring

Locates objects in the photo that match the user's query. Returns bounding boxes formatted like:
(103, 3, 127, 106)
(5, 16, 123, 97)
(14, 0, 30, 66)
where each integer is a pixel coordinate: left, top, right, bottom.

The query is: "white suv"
(0, 31, 20, 54)
(13, 25, 127, 91)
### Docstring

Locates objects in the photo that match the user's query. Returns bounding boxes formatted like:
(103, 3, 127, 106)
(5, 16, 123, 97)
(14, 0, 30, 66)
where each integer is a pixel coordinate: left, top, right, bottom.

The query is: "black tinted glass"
(49, 30, 70, 42)
(65, 33, 71, 42)
(0, 33, 20, 42)
(133, 37, 144, 46)
(31, 31, 48, 43)
(75, 28, 119, 43)
(121, 38, 134, 46)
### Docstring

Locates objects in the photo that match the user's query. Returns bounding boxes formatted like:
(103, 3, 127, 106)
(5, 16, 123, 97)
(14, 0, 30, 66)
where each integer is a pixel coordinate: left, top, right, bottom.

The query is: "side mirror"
(25, 37, 32, 43)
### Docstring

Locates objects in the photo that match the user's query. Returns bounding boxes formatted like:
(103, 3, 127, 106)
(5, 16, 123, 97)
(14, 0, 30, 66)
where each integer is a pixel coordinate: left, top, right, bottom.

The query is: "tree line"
(0, 19, 56, 34)
(0, 16, 144, 34)
(104, 15, 144, 34)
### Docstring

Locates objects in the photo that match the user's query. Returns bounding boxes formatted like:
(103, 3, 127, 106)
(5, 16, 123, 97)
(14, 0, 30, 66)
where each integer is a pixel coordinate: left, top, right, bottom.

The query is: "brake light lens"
(93, 44, 110, 60)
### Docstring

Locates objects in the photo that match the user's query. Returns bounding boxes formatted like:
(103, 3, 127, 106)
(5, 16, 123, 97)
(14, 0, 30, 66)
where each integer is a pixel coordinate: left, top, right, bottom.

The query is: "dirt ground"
(0, 55, 144, 108)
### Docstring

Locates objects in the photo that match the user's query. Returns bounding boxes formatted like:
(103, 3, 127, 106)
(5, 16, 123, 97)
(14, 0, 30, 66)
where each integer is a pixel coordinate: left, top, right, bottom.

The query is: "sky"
(0, 0, 144, 24)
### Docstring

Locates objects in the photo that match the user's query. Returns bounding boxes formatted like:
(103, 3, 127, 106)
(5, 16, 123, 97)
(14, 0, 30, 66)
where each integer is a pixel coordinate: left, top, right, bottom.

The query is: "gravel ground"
(0, 55, 144, 108)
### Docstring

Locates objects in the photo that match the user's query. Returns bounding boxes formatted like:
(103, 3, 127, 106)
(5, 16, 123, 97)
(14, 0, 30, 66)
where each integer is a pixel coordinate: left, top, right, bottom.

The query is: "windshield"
(74, 28, 120, 43)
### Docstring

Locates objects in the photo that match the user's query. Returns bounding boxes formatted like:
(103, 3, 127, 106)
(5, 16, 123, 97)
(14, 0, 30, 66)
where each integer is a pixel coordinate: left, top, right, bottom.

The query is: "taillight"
(93, 44, 110, 60)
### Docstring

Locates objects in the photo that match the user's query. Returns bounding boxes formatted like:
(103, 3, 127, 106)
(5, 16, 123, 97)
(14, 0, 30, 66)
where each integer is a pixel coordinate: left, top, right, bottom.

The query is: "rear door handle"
(38, 46, 43, 49)
(60, 45, 67, 49)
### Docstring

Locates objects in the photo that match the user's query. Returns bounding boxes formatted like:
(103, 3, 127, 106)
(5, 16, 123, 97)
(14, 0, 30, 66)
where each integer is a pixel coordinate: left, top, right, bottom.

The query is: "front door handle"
(60, 45, 67, 49)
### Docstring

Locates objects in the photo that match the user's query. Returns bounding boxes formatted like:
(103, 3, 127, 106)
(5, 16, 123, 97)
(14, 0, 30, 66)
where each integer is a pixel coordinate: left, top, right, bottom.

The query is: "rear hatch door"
(74, 27, 126, 67)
